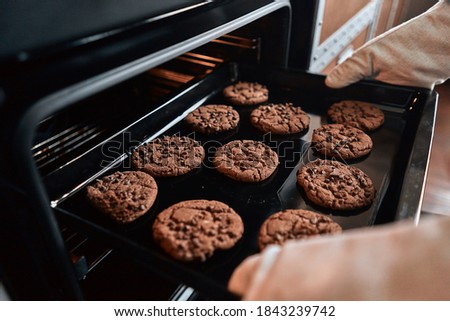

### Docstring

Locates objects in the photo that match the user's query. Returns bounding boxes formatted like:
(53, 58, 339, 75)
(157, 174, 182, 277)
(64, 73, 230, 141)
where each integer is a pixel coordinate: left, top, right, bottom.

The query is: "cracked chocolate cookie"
(152, 199, 244, 262)
(86, 171, 158, 224)
(250, 103, 310, 135)
(297, 159, 375, 211)
(258, 209, 342, 250)
(131, 135, 205, 177)
(327, 100, 384, 132)
(213, 139, 279, 182)
(185, 104, 240, 134)
(312, 124, 373, 160)
(222, 81, 269, 106)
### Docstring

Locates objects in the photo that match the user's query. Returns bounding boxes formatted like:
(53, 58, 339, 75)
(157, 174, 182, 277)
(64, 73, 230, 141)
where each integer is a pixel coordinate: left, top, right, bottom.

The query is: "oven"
(0, 0, 437, 300)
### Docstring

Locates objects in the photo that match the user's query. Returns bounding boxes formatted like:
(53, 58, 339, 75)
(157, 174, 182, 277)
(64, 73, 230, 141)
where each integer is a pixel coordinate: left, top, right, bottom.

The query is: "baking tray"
(54, 63, 435, 299)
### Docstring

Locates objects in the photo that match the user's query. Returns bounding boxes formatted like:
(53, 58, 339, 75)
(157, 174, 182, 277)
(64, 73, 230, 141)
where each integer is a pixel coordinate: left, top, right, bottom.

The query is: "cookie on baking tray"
(86, 171, 158, 224)
(327, 100, 384, 132)
(258, 209, 342, 250)
(312, 124, 373, 160)
(213, 139, 279, 182)
(152, 199, 244, 262)
(131, 135, 205, 177)
(297, 159, 375, 211)
(250, 103, 310, 135)
(222, 81, 269, 106)
(184, 104, 239, 134)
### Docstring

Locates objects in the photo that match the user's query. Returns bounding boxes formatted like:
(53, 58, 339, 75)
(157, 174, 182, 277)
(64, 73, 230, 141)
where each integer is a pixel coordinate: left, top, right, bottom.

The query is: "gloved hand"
(228, 216, 450, 300)
(325, 0, 450, 89)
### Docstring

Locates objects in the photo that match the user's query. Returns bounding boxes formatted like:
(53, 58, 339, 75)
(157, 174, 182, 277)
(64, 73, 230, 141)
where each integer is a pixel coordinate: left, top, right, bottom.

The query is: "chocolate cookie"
(250, 103, 310, 135)
(297, 159, 375, 210)
(213, 140, 279, 182)
(222, 81, 269, 106)
(152, 199, 244, 262)
(185, 104, 239, 134)
(312, 124, 373, 160)
(327, 100, 384, 132)
(131, 135, 205, 177)
(258, 209, 342, 250)
(86, 171, 158, 224)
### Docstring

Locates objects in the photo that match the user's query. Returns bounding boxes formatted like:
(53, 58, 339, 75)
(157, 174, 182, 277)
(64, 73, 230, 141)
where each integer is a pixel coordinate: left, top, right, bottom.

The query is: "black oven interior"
(32, 29, 276, 302)
(0, 0, 436, 301)
(0, 0, 292, 300)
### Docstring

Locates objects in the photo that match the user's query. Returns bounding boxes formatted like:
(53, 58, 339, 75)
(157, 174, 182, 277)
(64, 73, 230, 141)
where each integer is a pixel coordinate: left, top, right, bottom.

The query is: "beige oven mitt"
(228, 216, 450, 300)
(325, 0, 450, 89)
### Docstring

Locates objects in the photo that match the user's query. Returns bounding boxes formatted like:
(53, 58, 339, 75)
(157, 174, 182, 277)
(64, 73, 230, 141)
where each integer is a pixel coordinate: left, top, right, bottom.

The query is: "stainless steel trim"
(396, 92, 438, 224)
(170, 285, 196, 301)
(87, 249, 114, 273)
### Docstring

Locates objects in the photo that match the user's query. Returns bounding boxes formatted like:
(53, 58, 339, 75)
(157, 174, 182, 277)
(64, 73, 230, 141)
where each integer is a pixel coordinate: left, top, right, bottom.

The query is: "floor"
(422, 81, 450, 217)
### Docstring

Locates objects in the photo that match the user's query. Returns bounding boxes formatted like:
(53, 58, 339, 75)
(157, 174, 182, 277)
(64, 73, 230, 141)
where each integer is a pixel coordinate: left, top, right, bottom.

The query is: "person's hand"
(228, 216, 450, 300)
(325, 0, 450, 89)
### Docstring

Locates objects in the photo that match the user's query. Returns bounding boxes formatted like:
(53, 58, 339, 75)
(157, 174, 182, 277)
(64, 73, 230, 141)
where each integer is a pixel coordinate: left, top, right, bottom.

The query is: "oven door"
(0, 1, 213, 62)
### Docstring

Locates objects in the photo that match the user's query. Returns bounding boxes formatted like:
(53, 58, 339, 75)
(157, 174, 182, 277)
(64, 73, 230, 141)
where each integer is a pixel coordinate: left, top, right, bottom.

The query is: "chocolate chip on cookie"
(213, 139, 279, 182)
(185, 104, 239, 134)
(250, 103, 310, 135)
(312, 124, 373, 160)
(327, 100, 384, 132)
(258, 209, 342, 250)
(86, 171, 158, 224)
(297, 159, 375, 210)
(222, 81, 269, 106)
(131, 135, 205, 177)
(152, 199, 244, 262)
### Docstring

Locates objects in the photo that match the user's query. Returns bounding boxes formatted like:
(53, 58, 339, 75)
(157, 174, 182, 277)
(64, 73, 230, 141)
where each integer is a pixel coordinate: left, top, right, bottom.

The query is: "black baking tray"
(54, 63, 435, 299)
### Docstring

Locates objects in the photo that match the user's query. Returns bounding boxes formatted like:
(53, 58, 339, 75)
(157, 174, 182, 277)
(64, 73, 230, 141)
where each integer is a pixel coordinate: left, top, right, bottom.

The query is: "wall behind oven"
(291, 0, 439, 75)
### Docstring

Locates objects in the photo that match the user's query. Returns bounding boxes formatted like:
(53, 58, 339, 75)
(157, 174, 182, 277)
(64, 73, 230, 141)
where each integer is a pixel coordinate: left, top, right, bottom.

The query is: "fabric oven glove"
(325, 0, 450, 89)
(228, 216, 450, 300)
